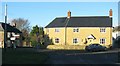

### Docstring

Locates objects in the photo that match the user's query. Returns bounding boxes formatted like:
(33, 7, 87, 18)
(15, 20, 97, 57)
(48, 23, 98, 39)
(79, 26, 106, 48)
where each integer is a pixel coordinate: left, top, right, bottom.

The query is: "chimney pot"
(13, 23, 16, 27)
(67, 10, 71, 18)
(109, 9, 112, 17)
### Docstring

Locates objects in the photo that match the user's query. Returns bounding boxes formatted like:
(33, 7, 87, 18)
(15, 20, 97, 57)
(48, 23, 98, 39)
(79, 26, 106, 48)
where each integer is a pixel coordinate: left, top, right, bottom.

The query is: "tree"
(30, 25, 44, 47)
(113, 25, 120, 32)
(11, 18, 31, 46)
(11, 18, 30, 32)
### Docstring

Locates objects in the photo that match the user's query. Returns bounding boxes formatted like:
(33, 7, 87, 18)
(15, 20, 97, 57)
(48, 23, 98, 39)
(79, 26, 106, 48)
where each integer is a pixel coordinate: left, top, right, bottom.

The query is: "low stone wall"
(47, 45, 86, 50)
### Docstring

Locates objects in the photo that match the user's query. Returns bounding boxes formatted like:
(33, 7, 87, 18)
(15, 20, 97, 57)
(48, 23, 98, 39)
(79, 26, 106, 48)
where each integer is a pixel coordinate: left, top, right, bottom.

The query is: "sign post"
(4, 4, 7, 51)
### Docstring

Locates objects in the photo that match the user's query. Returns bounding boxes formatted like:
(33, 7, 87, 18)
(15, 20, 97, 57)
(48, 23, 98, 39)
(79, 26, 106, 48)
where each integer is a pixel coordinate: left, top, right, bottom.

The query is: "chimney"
(109, 9, 112, 17)
(67, 10, 71, 18)
(12, 23, 16, 27)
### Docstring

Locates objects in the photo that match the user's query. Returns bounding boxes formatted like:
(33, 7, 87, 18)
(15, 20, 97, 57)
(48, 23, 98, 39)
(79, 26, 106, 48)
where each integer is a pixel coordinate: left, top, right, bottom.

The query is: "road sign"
(13, 34, 20, 37)
(10, 37, 16, 40)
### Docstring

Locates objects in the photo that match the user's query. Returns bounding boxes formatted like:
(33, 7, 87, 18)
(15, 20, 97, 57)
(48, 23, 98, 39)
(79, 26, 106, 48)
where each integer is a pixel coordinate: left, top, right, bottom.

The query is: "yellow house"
(44, 9, 113, 49)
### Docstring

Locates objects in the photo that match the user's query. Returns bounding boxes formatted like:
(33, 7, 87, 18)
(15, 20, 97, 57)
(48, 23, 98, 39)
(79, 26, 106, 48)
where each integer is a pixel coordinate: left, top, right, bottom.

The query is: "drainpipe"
(110, 18, 112, 48)
(65, 18, 70, 45)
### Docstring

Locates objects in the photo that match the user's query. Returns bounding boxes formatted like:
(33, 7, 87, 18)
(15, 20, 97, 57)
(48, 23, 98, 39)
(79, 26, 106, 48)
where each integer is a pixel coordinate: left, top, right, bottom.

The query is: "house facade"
(0, 22, 22, 48)
(44, 9, 113, 48)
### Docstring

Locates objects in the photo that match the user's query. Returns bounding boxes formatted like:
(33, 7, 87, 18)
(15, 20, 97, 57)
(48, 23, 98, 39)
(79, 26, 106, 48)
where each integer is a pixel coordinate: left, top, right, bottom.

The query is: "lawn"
(2, 48, 49, 64)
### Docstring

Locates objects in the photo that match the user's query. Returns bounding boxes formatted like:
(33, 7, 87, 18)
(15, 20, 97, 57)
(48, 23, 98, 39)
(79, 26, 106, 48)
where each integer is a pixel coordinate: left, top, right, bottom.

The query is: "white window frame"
(100, 38, 106, 44)
(73, 38, 79, 44)
(100, 28, 106, 33)
(73, 28, 79, 32)
(55, 28, 60, 32)
(55, 38, 59, 43)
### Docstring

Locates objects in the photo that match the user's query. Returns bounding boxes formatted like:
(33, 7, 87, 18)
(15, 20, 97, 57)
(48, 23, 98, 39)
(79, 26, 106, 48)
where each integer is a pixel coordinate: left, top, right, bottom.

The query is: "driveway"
(44, 49, 119, 64)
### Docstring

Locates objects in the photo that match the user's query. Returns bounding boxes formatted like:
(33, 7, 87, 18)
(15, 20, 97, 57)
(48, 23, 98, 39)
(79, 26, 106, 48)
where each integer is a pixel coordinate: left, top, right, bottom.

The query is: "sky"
(1, 0, 120, 2)
(0, 2, 119, 27)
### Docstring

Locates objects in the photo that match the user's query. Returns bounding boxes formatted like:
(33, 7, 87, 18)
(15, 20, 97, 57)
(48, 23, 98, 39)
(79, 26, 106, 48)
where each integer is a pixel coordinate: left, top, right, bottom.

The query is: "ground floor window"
(55, 38, 59, 43)
(100, 38, 105, 44)
(73, 38, 78, 44)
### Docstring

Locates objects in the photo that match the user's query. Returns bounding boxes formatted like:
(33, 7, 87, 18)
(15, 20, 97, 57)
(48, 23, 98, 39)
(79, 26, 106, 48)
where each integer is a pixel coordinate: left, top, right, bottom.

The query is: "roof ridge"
(64, 18, 70, 27)
(72, 16, 109, 17)
(55, 16, 110, 18)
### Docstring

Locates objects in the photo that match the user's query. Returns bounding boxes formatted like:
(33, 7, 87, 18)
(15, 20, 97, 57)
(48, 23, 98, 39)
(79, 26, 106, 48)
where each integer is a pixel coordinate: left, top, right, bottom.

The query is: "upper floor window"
(100, 28, 106, 33)
(100, 38, 105, 44)
(47, 28, 49, 32)
(73, 38, 78, 44)
(55, 38, 59, 43)
(55, 29, 60, 32)
(73, 28, 79, 32)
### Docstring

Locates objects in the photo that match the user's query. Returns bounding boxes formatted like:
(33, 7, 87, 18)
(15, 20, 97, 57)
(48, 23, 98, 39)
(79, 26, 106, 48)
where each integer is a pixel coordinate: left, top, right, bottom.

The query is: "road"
(0, 49, 2, 66)
(1, 48, 120, 65)
(44, 48, 120, 64)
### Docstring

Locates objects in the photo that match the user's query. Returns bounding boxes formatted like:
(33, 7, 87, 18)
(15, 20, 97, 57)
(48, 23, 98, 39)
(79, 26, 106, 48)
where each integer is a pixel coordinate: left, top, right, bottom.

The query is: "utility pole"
(4, 4, 7, 51)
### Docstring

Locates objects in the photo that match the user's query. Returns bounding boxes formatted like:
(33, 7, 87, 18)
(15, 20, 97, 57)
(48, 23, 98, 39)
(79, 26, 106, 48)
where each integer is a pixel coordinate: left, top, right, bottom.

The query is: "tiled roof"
(45, 16, 112, 28)
(0, 22, 22, 33)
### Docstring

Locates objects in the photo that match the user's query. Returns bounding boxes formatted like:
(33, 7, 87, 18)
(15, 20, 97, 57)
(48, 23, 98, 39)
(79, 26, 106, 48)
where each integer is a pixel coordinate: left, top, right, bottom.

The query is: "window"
(100, 28, 106, 33)
(47, 28, 49, 32)
(55, 38, 59, 43)
(73, 38, 78, 44)
(100, 38, 105, 44)
(7, 32, 10, 38)
(55, 29, 60, 32)
(73, 28, 79, 32)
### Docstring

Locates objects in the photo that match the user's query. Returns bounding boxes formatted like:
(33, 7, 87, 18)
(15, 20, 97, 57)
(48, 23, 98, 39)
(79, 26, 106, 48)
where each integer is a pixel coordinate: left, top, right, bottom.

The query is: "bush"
(31, 41, 47, 49)
(31, 41, 38, 47)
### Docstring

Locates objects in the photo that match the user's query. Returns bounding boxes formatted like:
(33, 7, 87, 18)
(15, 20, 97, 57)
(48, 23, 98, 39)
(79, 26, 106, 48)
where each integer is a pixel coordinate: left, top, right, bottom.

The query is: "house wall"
(0, 31, 4, 48)
(44, 27, 112, 48)
(0, 31, 23, 48)
(66, 27, 112, 47)
(44, 28, 65, 45)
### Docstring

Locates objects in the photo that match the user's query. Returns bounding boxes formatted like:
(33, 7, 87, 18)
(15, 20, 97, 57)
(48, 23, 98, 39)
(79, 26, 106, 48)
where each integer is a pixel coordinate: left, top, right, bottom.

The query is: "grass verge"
(2, 48, 48, 64)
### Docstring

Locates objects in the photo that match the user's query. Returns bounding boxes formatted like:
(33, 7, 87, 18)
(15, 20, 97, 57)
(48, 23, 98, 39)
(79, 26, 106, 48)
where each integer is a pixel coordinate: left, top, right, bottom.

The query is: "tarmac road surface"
(44, 48, 120, 64)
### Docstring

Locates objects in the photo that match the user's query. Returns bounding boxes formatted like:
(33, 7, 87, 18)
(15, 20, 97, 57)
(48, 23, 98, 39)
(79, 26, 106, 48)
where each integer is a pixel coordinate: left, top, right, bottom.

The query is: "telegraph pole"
(4, 4, 7, 51)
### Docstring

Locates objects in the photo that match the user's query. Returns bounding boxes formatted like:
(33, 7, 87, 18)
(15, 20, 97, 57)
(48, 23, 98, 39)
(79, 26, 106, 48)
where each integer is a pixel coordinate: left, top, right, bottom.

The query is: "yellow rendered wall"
(0, 31, 4, 48)
(44, 28, 65, 45)
(66, 27, 112, 47)
(44, 27, 112, 47)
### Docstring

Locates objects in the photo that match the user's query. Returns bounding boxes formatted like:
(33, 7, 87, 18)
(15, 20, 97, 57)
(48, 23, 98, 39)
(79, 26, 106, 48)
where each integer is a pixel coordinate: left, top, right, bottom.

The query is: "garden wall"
(47, 45, 86, 50)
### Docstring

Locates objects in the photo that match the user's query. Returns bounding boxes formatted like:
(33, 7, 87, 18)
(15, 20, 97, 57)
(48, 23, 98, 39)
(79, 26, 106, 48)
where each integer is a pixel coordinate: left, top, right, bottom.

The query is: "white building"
(112, 31, 120, 39)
